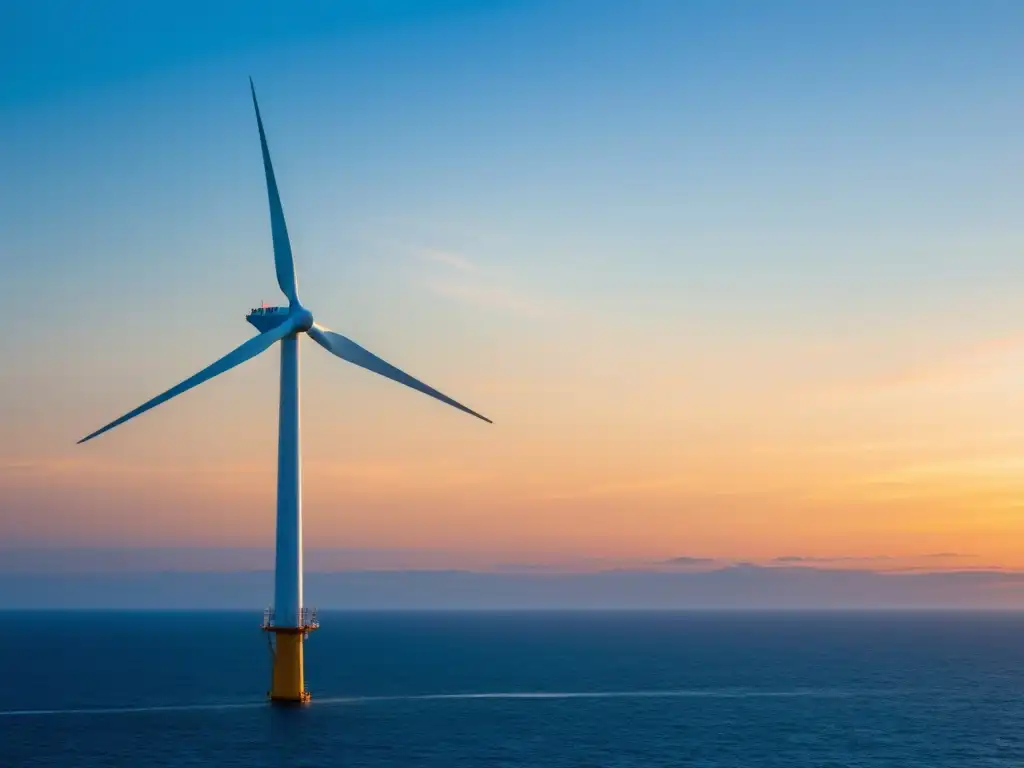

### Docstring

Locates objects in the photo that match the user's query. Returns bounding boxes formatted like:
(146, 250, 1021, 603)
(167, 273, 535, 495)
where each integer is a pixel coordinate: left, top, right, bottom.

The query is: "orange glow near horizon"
(6, 328, 1024, 571)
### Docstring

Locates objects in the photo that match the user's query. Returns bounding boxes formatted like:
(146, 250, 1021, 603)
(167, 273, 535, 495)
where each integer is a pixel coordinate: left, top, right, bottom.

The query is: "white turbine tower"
(78, 81, 491, 703)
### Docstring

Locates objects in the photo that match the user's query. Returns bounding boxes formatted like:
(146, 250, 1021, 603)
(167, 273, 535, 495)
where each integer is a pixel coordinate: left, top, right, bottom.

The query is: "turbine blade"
(250, 78, 299, 305)
(307, 324, 492, 424)
(78, 318, 298, 444)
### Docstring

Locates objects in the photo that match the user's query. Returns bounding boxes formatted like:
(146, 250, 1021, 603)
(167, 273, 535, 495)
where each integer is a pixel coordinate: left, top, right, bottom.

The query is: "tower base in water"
(263, 608, 319, 703)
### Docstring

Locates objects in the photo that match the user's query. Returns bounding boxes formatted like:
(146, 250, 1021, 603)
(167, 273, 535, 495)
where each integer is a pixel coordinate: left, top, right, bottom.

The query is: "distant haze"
(2, 548, 1023, 609)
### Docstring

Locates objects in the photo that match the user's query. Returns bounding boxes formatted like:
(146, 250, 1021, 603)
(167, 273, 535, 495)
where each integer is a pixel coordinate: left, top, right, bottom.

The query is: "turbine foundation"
(263, 608, 319, 703)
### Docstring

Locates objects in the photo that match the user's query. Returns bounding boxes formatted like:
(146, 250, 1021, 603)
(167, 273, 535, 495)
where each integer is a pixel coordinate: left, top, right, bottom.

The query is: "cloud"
(771, 553, 979, 568)
(858, 456, 1024, 500)
(0, 462, 38, 473)
(662, 556, 720, 567)
(879, 565, 1004, 573)
(0, 458, 103, 477)
(773, 555, 893, 564)
(423, 278, 548, 319)
(415, 248, 478, 273)
(837, 335, 1024, 399)
(922, 552, 977, 559)
(543, 479, 784, 502)
(412, 247, 550, 319)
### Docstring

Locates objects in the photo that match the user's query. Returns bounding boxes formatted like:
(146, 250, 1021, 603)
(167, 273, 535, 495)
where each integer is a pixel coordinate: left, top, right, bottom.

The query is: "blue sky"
(3, 1, 1024, 575)
(6, 0, 1021, 338)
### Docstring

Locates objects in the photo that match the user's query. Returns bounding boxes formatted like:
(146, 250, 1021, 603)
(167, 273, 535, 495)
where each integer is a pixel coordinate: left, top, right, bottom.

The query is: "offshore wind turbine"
(77, 81, 491, 703)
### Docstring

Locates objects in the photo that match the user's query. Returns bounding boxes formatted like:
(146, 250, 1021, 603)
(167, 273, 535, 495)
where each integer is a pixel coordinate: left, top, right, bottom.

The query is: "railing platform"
(262, 607, 319, 637)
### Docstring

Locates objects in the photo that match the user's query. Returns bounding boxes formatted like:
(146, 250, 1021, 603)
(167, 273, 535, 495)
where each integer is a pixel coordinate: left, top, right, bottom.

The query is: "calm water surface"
(2, 611, 1022, 766)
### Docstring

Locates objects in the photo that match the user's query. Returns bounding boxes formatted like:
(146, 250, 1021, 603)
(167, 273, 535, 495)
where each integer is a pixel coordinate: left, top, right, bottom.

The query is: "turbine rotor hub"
(292, 306, 314, 332)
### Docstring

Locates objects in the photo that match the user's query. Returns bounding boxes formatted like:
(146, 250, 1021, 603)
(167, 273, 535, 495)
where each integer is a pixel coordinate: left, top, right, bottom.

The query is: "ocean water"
(2, 611, 1022, 766)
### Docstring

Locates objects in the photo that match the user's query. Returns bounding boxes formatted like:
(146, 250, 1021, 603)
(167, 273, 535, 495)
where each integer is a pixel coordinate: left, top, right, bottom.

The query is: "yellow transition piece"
(266, 627, 315, 703)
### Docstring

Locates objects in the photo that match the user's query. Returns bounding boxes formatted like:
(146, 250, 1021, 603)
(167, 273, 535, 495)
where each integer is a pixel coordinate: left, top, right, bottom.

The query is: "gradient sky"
(3, 0, 1024, 571)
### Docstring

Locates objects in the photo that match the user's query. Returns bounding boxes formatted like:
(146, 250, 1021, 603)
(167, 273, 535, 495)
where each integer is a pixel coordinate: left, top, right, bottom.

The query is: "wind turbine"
(77, 80, 491, 703)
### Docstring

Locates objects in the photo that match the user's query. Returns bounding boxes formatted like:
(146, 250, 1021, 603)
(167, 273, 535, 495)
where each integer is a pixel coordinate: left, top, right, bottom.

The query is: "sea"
(2, 611, 1022, 766)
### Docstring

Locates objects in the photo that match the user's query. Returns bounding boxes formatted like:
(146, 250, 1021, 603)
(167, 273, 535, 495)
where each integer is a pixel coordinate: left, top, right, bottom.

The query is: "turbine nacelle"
(246, 305, 314, 335)
(246, 305, 291, 334)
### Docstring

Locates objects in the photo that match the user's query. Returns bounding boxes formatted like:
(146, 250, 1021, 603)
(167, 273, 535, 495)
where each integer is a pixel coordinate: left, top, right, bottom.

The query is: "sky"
(3, 0, 1024, 587)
